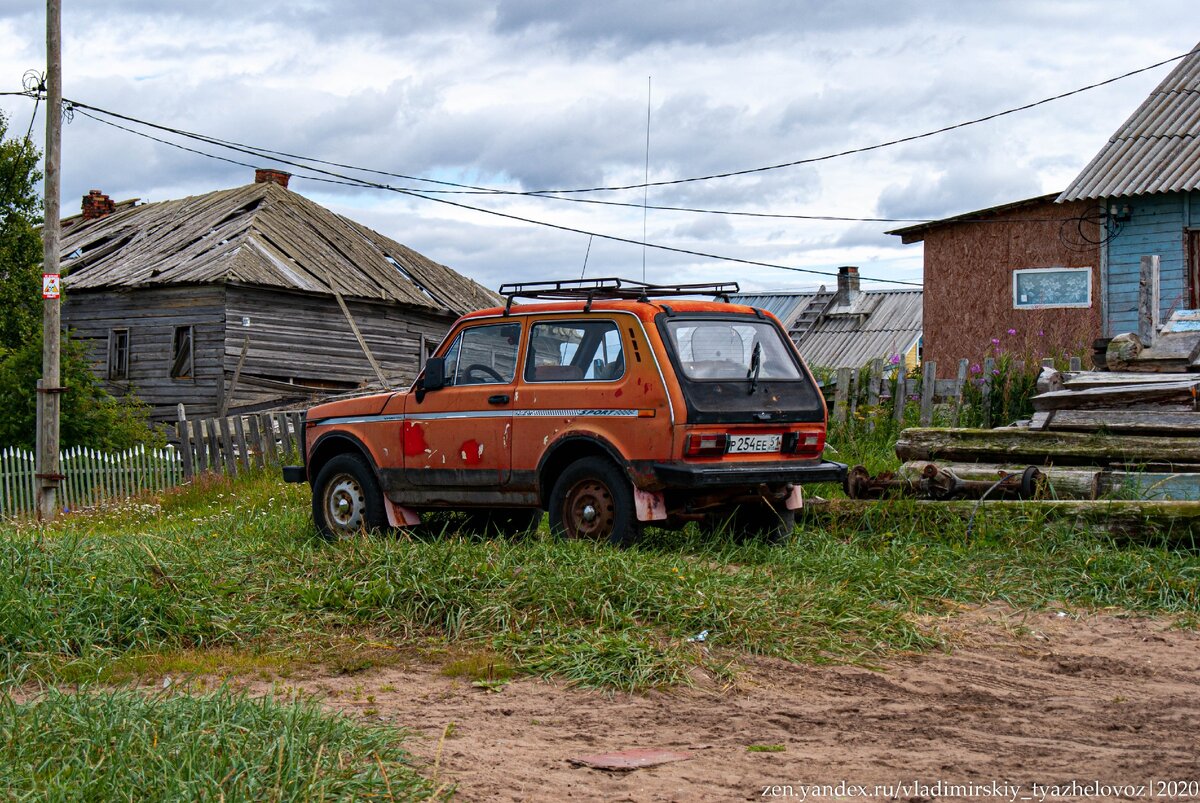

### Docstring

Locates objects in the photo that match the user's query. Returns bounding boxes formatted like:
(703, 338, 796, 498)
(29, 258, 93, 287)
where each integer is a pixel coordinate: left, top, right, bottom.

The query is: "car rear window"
(664, 319, 801, 380)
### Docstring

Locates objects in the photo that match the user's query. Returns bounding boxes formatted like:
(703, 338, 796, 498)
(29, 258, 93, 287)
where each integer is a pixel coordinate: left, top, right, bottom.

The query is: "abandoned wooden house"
(732, 266, 923, 371)
(59, 170, 498, 420)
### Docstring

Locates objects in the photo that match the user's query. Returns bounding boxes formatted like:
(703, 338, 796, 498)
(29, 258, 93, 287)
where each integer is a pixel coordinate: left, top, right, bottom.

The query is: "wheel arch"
(308, 431, 380, 486)
(536, 434, 627, 509)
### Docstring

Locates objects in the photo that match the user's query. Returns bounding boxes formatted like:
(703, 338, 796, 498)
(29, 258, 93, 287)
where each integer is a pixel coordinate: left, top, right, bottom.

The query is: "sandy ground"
(230, 607, 1200, 802)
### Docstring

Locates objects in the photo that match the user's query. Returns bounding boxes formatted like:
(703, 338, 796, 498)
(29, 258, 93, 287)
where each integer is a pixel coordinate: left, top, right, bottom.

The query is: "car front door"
(403, 320, 520, 489)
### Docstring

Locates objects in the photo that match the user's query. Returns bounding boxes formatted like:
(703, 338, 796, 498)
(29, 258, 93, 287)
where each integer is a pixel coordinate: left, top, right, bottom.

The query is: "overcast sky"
(0, 1, 1197, 294)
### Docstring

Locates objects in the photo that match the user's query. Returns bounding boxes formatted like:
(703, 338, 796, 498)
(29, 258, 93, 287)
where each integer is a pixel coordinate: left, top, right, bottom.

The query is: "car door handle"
(488, 394, 511, 405)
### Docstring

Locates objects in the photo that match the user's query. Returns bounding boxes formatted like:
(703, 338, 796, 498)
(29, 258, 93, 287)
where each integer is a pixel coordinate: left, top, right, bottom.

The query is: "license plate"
(728, 434, 781, 454)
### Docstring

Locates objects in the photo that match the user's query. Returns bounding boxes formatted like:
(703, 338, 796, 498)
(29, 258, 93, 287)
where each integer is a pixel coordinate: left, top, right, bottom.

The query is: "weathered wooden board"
(1046, 408, 1200, 434)
(1031, 380, 1199, 411)
(895, 427, 1200, 468)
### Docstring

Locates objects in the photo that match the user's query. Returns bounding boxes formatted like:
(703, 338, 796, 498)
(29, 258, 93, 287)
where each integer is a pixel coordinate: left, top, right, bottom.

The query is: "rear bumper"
(651, 459, 847, 489)
(282, 465, 306, 483)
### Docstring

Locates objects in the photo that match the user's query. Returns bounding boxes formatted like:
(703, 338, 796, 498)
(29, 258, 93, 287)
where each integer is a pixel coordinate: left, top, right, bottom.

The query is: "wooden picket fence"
(174, 405, 305, 481)
(0, 444, 183, 518)
(827, 356, 1084, 428)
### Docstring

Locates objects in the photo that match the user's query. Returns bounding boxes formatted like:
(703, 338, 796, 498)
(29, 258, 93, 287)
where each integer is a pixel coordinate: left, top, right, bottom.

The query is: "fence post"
(848, 368, 860, 420)
(866, 358, 882, 407)
(218, 417, 237, 478)
(258, 414, 278, 465)
(920, 360, 937, 426)
(275, 413, 295, 459)
(1068, 356, 1082, 372)
(288, 412, 304, 458)
(247, 415, 265, 470)
(176, 404, 194, 480)
(833, 367, 851, 424)
(893, 368, 906, 425)
(233, 416, 251, 473)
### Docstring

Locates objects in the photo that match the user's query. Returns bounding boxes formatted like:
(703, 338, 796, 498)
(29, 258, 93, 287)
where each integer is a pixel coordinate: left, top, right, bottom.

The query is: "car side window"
(442, 322, 521, 385)
(524, 320, 624, 382)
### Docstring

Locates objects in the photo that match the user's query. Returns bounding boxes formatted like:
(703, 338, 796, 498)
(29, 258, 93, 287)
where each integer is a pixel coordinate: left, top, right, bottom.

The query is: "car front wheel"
(312, 453, 388, 539)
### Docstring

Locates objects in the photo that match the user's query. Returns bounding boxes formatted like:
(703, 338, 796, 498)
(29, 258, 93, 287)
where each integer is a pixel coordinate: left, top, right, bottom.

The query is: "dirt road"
(253, 607, 1200, 802)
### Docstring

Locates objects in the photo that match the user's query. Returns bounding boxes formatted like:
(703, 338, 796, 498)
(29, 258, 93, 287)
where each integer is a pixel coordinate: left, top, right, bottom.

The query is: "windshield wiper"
(747, 341, 762, 395)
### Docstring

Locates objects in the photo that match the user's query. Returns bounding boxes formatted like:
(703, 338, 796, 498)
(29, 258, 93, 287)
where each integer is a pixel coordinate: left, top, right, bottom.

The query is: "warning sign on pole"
(42, 273, 61, 299)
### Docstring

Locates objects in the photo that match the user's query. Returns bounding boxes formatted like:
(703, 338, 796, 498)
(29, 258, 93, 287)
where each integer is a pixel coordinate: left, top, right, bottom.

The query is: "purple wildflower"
(991, 338, 1000, 346)
(888, 353, 901, 365)
(969, 363, 981, 374)
(1007, 328, 1017, 336)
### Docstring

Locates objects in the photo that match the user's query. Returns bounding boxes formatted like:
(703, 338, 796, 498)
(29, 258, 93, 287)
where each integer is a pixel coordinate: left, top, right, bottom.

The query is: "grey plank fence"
(1, 444, 183, 519)
(827, 357, 1033, 427)
(174, 405, 305, 481)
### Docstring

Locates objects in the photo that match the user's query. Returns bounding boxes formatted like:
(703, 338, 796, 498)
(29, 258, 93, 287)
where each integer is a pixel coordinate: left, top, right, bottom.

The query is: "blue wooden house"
(1058, 45, 1200, 336)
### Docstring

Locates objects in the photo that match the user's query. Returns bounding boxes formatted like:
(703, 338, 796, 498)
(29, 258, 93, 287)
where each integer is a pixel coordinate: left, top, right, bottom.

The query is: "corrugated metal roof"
(1059, 45, 1200, 202)
(728, 291, 819, 327)
(60, 182, 499, 314)
(734, 289, 923, 370)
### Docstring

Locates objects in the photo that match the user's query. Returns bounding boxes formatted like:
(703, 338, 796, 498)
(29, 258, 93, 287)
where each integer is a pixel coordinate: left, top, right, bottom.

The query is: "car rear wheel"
(548, 457, 641, 547)
(702, 503, 795, 545)
(312, 453, 388, 539)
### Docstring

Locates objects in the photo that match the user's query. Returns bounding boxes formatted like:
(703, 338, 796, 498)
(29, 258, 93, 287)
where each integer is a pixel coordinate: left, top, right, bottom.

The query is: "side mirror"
(422, 357, 446, 392)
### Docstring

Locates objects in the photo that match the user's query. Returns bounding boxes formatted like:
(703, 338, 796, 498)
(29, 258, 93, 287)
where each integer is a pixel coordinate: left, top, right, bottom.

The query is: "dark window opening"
(108, 329, 129, 380)
(171, 326, 194, 379)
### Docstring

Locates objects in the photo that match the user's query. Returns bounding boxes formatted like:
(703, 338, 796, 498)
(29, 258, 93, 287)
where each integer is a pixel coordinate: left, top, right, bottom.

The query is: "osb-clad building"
(888, 194, 1101, 367)
(60, 170, 498, 420)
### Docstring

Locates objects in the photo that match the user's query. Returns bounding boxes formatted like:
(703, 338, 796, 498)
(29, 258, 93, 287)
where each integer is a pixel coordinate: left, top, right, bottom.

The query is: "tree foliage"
(0, 111, 163, 450)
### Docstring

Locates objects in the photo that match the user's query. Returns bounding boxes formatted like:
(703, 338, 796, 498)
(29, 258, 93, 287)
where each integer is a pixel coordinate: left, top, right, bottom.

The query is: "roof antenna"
(642, 75, 651, 283)
(580, 234, 593, 279)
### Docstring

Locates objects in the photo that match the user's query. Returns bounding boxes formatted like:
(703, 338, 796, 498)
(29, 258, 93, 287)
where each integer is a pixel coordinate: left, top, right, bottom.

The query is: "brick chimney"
(254, 169, 291, 189)
(835, 265, 860, 304)
(81, 189, 116, 220)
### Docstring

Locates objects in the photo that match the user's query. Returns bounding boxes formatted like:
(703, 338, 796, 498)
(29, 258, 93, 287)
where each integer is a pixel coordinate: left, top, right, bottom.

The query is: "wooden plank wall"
(222, 285, 454, 410)
(62, 285, 227, 418)
(1105, 192, 1190, 336)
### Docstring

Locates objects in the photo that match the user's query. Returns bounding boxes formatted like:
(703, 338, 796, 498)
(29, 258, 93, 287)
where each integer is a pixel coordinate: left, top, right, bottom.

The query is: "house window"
(1013, 268, 1092, 309)
(108, 328, 129, 380)
(171, 326, 194, 378)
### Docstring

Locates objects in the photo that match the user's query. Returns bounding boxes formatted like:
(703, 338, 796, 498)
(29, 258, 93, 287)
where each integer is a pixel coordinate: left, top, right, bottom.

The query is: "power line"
(524, 47, 1198, 195)
(66, 98, 1077, 226)
(69, 105, 924, 287)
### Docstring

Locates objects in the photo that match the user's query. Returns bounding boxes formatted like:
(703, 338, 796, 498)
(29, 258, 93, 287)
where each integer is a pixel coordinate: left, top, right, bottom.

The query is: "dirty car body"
(285, 279, 846, 544)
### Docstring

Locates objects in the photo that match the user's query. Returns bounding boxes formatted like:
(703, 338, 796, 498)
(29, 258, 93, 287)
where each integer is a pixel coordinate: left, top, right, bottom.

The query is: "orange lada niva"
(283, 278, 846, 545)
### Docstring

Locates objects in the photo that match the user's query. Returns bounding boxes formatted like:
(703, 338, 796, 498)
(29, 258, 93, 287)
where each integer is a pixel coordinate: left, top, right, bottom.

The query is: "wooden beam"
(895, 427, 1200, 467)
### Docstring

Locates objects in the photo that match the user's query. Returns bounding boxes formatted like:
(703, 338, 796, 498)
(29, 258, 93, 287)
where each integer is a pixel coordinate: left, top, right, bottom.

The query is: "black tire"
(464, 508, 543, 537)
(739, 503, 796, 545)
(547, 457, 642, 547)
(701, 503, 795, 545)
(312, 453, 388, 539)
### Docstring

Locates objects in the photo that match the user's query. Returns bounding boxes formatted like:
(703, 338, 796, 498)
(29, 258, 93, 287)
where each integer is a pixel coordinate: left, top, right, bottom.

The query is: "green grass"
(1, 462, 1198, 694)
(0, 687, 441, 801)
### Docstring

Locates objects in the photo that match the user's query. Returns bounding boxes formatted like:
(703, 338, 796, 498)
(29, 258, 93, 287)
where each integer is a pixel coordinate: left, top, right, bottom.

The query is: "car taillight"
(782, 432, 824, 454)
(684, 433, 728, 456)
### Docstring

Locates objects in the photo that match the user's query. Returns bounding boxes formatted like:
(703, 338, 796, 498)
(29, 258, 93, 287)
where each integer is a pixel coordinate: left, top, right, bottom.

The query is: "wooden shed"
(59, 172, 498, 420)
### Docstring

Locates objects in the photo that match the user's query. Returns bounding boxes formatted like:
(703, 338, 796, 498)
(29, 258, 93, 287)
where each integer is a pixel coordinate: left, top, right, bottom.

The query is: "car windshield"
(665, 319, 801, 381)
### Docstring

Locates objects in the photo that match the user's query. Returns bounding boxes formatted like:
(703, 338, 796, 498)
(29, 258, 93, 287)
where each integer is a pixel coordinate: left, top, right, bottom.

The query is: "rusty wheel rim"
(563, 478, 616, 540)
(325, 472, 365, 534)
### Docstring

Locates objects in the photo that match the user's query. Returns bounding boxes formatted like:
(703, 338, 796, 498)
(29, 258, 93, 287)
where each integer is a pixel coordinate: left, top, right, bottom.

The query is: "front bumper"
(282, 465, 306, 483)
(651, 459, 847, 489)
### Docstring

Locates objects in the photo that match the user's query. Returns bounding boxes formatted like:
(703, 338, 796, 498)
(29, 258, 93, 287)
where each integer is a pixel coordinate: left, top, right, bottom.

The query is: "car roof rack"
(498, 277, 740, 313)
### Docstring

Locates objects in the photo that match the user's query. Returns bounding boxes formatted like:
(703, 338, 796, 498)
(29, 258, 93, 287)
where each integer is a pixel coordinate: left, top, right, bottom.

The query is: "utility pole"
(36, 0, 62, 521)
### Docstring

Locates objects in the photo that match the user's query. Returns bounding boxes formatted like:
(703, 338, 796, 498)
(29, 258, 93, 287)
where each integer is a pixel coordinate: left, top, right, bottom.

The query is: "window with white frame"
(1013, 267, 1092, 309)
